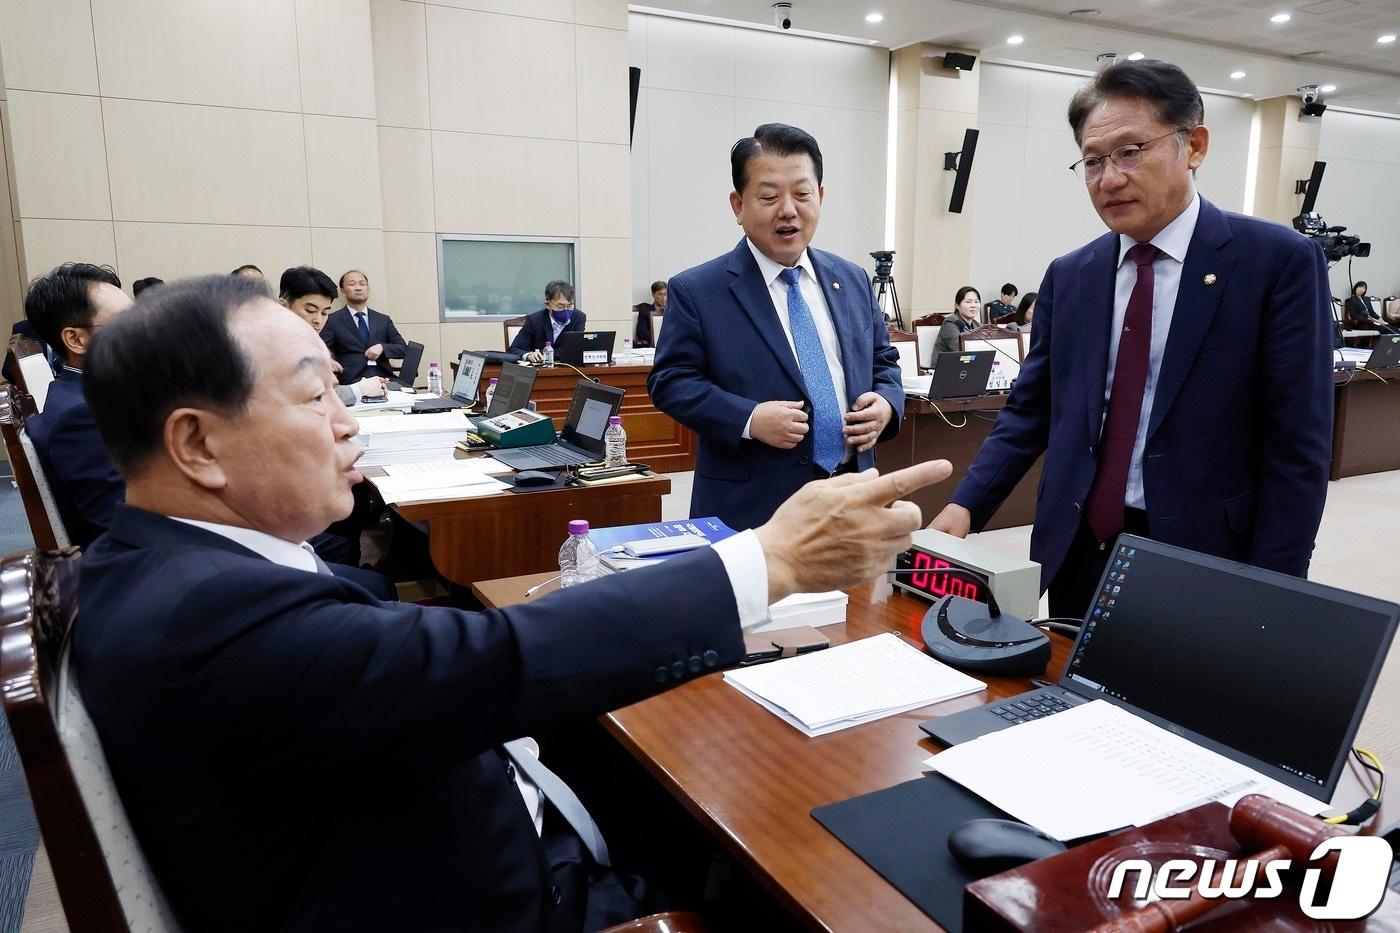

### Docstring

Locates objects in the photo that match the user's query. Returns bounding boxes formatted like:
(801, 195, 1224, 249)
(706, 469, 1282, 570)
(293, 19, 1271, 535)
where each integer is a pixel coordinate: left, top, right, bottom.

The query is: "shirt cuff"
(713, 530, 769, 631)
(351, 382, 364, 403)
(741, 408, 755, 441)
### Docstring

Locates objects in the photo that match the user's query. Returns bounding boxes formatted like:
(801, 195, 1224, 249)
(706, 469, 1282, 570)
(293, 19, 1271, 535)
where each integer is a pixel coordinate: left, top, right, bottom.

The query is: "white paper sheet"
(372, 475, 509, 504)
(355, 412, 473, 435)
(383, 457, 511, 477)
(724, 633, 985, 737)
(925, 700, 1329, 840)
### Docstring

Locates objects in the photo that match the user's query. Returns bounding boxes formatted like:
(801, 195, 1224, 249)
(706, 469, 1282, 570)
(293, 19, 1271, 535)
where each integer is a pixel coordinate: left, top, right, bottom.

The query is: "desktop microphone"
(885, 567, 1051, 675)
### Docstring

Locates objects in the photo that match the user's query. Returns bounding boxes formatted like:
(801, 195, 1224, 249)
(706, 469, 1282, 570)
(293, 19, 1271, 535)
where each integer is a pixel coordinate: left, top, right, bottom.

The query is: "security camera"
(1299, 85, 1319, 105)
(772, 2, 792, 30)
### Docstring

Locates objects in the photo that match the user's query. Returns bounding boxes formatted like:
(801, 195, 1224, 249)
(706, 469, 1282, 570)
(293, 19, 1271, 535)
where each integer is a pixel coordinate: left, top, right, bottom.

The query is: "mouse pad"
(811, 774, 1010, 933)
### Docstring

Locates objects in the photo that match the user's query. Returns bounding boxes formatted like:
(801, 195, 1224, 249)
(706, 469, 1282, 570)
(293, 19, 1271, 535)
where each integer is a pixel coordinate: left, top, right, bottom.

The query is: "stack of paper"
(724, 633, 984, 737)
(925, 700, 1329, 840)
(382, 457, 511, 477)
(752, 590, 848, 633)
(355, 443, 462, 469)
(902, 373, 933, 398)
(372, 467, 509, 504)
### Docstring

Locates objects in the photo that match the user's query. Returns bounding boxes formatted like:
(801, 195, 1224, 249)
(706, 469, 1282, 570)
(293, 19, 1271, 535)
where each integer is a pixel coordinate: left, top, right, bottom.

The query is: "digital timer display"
(893, 547, 990, 604)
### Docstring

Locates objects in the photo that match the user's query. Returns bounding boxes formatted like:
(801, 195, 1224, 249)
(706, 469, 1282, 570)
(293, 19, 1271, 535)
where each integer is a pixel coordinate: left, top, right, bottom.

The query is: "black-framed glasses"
(1069, 129, 1189, 183)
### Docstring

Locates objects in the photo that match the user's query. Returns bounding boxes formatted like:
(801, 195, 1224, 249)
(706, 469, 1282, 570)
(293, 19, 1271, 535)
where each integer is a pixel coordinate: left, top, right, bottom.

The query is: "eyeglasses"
(1069, 129, 1189, 183)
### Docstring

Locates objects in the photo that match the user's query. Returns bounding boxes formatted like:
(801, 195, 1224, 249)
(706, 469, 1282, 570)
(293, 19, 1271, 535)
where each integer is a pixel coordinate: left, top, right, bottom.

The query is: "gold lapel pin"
(1203, 273, 1217, 286)
(832, 281, 841, 290)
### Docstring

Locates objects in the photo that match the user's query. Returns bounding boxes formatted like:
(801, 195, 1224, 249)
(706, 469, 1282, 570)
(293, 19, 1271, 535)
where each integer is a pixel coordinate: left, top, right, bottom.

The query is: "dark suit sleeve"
(934, 321, 961, 355)
(863, 275, 904, 441)
(48, 403, 124, 532)
(1247, 237, 1333, 575)
(648, 276, 760, 445)
(378, 313, 406, 360)
(321, 315, 343, 351)
(174, 548, 743, 769)
(948, 263, 1057, 529)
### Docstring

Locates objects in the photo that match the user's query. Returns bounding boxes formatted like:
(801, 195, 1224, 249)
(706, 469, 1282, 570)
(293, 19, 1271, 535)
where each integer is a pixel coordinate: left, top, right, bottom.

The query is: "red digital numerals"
(909, 551, 981, 601)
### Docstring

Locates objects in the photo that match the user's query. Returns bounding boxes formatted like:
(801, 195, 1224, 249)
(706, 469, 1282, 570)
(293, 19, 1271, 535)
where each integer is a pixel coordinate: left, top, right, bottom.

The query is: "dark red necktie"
(1086, 242, 1161, 544)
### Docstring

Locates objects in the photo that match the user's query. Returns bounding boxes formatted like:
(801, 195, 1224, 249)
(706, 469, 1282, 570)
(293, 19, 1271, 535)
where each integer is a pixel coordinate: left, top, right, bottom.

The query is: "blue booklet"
(589, 516, 738, 566)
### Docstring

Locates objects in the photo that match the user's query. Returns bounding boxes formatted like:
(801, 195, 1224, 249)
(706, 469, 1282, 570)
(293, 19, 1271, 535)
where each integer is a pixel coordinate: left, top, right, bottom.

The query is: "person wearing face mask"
(508, 280, 588, 363)
(935, 286, 984, 354)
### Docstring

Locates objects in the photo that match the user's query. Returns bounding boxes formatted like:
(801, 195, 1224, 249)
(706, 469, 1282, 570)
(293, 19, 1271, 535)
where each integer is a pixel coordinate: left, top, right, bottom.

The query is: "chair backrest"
(6, 334, 55, 412)
(0, 385, 70, 550)
(886, 327, 919, 378)
(912, 315, 946, 371)
(502, 316, 527, 350)
(0, 548, 182, 932)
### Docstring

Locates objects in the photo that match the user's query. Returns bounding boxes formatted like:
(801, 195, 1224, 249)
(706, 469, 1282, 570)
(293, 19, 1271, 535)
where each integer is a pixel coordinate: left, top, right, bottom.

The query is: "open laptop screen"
(559, 382, 625, 456)
(487, 362, 537, 417)
(453, 352, 485, 400)
(1062, 535, 1398, 795)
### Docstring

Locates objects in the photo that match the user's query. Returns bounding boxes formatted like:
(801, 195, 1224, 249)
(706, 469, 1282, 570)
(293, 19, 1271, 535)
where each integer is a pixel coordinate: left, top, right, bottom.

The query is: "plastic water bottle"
(558, 520, 600, 587)
(603, 415, 627, 467)
(485, 377, 498, 409)
(426, 362, 442, 395)
(542, 340, 555, 368)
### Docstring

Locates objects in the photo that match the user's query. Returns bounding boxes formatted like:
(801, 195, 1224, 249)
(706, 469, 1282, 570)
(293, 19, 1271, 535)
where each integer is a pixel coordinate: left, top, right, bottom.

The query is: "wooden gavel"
(1089, 794, 1349, 932)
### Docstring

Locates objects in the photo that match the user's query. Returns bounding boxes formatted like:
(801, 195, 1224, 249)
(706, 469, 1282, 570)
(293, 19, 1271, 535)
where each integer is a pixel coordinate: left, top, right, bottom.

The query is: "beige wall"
(0, 0, 632, 366)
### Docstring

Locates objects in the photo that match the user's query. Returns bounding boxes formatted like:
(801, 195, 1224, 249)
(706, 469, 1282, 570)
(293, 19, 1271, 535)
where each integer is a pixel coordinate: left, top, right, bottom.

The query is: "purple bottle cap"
(489, 377, 498, 384)
(609, 416, 622, 425)
(568, 520, 589, 536)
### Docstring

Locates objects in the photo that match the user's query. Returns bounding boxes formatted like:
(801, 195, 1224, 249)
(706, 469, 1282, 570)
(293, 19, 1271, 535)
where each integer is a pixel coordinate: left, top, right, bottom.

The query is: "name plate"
(582, 350, 608, 365)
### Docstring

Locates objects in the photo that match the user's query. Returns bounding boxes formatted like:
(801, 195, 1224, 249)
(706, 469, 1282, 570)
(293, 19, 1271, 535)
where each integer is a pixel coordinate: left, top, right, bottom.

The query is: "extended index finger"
(846, 460, 953, 506)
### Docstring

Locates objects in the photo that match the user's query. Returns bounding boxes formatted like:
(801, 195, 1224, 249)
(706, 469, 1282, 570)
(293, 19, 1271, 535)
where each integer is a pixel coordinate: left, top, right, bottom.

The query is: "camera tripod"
(874, 272, 904, 330)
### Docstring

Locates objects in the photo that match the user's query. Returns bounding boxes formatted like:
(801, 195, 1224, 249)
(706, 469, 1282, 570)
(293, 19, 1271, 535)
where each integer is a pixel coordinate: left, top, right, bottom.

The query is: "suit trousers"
(1047, 508, 1150, 620)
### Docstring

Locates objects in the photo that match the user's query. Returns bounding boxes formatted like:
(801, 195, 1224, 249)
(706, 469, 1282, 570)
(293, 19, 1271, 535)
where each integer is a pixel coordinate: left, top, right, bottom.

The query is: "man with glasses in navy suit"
(931, 59, 1333, 619)
(649, 123, 904, 531)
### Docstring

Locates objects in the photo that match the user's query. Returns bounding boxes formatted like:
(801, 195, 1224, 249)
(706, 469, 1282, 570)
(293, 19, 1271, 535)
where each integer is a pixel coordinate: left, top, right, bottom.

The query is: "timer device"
(890, 531, 1049, 675)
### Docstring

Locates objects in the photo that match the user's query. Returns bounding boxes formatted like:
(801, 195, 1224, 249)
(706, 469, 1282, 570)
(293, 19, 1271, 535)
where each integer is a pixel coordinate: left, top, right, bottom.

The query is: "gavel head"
(1229, 794, 1349, 876)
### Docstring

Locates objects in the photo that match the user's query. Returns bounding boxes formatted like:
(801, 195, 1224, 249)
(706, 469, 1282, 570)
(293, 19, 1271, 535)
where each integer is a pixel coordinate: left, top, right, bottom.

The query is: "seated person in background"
(230, 264, 266, 293)
(986, 282, 1018, 322)
(75, 272, 948, 931)
(634, 279, 666, 348)
(321, 269, 407, 383)
(23, 263, 131, 546)
(935, 285, 983, 355)
(1005, 290, 1037, 331)
(508, 279, 587, 362)
(1344, 281, 1397, 335)
(278, 266, 386, 404)
(132, 277, 163, 297)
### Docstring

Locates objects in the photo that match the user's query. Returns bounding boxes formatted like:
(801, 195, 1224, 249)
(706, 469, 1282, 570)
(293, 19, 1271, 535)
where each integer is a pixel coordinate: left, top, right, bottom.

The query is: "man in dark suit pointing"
(931, 59, 1333, 618)
(650, 123, 904, 530)
(75, 274, 949, 931)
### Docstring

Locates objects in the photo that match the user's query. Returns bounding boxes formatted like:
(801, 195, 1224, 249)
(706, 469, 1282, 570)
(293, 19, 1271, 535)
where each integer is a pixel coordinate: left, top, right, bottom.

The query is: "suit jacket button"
(655, 666, 668, 683)
(799, 455, 811, 465)
(688, 654, 702, 673)
(670, 660, 686, 680)
(551, 884, 562, 907)
(703, 649, 719, 668)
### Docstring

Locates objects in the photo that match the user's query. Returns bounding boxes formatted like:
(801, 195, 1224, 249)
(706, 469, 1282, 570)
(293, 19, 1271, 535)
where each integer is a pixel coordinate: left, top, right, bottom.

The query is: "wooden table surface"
(1331, 364, 1400, 480)
(475, 572, 1071, 931)
(476, 571, 1392, 932)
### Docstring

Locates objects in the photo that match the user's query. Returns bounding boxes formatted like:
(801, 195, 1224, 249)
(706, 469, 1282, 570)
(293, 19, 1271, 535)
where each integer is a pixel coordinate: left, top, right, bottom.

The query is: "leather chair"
(5, 334, 54, 412)
(502, 315, 527, 350)
(0, 548, 182, 932)
(0, 385, 71, 550)
(911, 313, 947, 371)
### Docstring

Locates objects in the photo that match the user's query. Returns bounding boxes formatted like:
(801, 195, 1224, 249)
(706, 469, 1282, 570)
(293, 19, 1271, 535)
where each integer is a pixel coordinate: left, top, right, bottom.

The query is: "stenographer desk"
(476, 573, 1390, 931)
(878, 395, 1042, 530)
(1331, 364, 1400, 479)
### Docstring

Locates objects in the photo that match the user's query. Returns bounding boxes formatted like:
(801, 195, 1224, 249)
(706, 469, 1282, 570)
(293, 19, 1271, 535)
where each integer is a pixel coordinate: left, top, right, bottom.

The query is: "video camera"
(1292, 212, 1371, 263)
(870, 250, 895, 281)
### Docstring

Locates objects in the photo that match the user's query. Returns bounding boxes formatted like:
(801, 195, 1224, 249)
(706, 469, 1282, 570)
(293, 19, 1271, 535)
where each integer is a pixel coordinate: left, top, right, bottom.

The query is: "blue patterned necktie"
(778, 267, 845, 472)
(355, 311, 370, 345)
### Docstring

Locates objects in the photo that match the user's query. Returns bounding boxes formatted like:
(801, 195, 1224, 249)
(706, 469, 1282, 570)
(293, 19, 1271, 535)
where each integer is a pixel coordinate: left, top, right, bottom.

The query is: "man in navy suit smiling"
(932, 59, 1333, 618)
(649, 123, 904, 531)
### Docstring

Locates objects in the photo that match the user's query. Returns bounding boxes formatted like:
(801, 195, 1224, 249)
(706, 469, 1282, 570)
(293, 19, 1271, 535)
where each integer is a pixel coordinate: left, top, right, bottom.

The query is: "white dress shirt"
(742, 239, 850, 449)
(1105, 192, 1201, 510)
(549, 314, 568, 343)
(170, 516, 771, 836)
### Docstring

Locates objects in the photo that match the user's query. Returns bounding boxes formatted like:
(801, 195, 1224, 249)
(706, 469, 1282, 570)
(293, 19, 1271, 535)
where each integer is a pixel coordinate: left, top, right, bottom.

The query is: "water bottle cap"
(489, 377, 498, 384)
(428, 361, 438, 368)
(609, 416, 622, 425)
(545, 340, 552, 347)
(568, 519, 589, 536)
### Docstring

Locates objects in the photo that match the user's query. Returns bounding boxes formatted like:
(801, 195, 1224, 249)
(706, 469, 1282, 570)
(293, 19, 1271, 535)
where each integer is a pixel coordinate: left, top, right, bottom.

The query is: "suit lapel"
(1146, 199, 1234, 442)
(808, 249, 860, 403)
(725, 240, 806, 393)
(1076, 232, 1120, 445)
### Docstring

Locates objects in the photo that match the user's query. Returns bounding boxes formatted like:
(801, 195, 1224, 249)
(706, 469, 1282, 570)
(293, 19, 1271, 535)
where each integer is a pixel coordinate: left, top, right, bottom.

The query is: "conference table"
(877, 395, 1041, 529)
(1331, 363, 1400, 479)
(475, 572, 1391, 931)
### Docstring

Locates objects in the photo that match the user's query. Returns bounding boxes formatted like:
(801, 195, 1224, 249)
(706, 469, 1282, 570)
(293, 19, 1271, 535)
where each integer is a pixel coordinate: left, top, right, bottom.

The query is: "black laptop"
(929, 351, 993, 399)
(490, 381, 624, 470)
(468, 360, 537, 424)
(1367, 333, 1400, 371)
(555, 331, 616, 367)
(920, 534, 1399, 800)
(412, 351, 486, 413)
(389, 340, 424, 390)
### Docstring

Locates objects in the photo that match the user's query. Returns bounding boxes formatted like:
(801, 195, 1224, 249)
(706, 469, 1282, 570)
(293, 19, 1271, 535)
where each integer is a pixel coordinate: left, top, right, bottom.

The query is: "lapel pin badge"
(832, 281, 841, 290)
(1203, 273, 1217, 286)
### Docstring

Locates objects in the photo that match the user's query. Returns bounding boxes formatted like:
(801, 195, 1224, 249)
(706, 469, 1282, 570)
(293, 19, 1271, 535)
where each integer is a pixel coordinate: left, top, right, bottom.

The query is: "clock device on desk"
(890, 530, 1049, 675)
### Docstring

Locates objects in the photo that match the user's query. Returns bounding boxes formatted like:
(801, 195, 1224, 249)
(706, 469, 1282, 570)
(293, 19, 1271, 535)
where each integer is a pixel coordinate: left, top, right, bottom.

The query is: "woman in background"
(935, 286, 982, 354)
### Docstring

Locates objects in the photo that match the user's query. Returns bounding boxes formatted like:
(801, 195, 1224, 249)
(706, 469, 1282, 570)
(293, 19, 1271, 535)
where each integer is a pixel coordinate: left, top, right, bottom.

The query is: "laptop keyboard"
(499, 445, 590, 467)
(987, 692, 1073, 725)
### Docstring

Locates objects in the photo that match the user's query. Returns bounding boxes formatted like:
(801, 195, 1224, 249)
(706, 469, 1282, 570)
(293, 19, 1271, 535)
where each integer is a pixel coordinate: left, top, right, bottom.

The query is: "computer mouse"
(513, 470, 557, 487)
(946, 818, 1067, 877)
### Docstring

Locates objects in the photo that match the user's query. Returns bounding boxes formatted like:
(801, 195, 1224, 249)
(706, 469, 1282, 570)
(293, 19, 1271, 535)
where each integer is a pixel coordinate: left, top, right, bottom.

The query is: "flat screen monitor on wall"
(437, 236, 577, 322)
